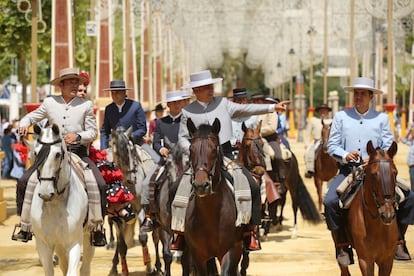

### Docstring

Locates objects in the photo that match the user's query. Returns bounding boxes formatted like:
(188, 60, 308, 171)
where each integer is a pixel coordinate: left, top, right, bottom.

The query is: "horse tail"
(290, 153, 322, 224)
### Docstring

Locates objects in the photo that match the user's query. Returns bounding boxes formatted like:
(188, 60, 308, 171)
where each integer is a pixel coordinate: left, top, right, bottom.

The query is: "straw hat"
(50, 68, 87, 86)
(182, 70, 223, 89)
(103, 80, 132, 91)
(343, 77, 383, 94)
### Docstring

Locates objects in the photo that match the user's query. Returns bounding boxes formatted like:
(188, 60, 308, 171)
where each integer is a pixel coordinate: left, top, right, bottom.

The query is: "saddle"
(337, 166, 365, 209)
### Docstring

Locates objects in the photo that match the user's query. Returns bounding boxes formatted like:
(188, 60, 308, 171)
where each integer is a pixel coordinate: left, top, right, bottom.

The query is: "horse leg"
(66, 243, 82, 276)
(160, 229, 173, 276)
(36, 241, 56, 276)
(378, 258, 394, 276)
(207, 258, 219, 275)
(291, 200, 298, 239)
(314, 178, 323, 213)
(80, 231, 95, 276)
(106, 217, 116, 250)
(239, 248, 250, 276)
(139, 227, 153, 274)
(220, 247, 242, 276)
(152, 227, 163, 274)
(116, 234, 129, 276)
(109, 246, 119, 276)
(357, 257, 374, 276)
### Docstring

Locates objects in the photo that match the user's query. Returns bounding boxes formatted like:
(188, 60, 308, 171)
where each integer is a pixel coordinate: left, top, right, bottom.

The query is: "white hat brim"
(50, 75, 87, 86)
(165, 96, 188, 103)
(182, 77, 223, 89)
(343, 85, 383, 94)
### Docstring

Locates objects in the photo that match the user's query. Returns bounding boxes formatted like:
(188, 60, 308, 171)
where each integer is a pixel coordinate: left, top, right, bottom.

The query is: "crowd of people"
(2, 67, 414, 269)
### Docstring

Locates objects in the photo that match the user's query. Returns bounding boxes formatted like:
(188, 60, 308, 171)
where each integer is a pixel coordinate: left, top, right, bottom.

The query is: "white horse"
(30, 124, 94, 276)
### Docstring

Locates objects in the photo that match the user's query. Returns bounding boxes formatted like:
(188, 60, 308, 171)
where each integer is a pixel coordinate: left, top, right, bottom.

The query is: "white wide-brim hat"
(343, 77, 383, 94)
(182, 70, 223, 89)
(165, 90, 191, 103)
(50, 68, 87, 86)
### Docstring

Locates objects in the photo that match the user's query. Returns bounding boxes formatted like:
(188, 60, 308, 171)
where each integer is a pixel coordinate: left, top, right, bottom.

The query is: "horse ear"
(52, 124, 60, 135)
(34, 124, 41, 135)
(212, 118, 220, 134)
(187, 118, 197, 137)
(388, 141, 398, 159)
(125, 126, 133, 138)
(256, 120, 262, 133)
(242, 122, 247, 133)
(366, 140, 375, 156)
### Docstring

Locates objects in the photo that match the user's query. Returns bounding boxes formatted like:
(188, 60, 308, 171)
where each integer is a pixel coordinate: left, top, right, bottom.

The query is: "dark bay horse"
(109, 127, 155, 275)
(314, 119, 338, 212)
(185, 118, 243, 275)
(340, 141, 398, 276)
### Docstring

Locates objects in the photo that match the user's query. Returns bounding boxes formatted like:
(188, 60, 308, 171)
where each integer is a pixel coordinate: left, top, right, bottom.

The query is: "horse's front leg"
(35, 241, 55, 276)
(66, 242, 82, 276)
(139, 227, 153, 273)
(357, 257, 375, 276)
(80, 231, 95, 276)
(220, 246, 242, 276)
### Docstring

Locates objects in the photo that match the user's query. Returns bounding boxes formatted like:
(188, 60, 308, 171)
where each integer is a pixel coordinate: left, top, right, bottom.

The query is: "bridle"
(241, 135, 265, 180)
(36, 137, 66, 195)
(362, 158, 397, 219)
(190, 134, 222, 193)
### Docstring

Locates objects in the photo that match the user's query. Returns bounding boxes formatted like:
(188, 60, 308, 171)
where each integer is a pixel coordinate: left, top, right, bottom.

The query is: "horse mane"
(112, 127, 132, 169)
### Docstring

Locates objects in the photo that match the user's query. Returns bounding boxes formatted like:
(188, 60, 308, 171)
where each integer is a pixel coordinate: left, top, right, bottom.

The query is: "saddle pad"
(69, 154, 87, 187)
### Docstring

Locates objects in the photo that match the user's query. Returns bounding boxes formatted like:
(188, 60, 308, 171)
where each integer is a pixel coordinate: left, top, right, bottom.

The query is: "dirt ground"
(0, 139, 413, 275)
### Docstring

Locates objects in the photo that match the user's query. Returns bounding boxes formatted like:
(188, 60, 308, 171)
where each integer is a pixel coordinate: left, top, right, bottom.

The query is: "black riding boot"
(395, 223, 411, 260)
(331, 228, 354, 266)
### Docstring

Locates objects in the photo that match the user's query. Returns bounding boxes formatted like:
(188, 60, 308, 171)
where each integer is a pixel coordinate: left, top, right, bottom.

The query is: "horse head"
(33, 123, 67, 202)
(111, 126, 136, 183)
(365, 140, 398, 225)
(320, 118, 332, 152)
(238, 120, 266, 179)
(187, 117, 222, 197)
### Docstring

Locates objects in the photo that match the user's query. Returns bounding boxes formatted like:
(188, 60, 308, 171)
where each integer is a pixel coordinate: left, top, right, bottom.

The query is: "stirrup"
(90, 228, 107, 247)
(11, 224, 33, 242)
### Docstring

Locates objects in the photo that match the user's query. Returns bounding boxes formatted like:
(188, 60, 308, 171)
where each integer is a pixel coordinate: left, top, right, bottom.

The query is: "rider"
(140, 90, 191, 232)
(12, 67, 107, 246)
(171, 70, 290, 252)
(324, 77, 414, 265)
(304, 103, 332, 178)
(230, 87, 258, 156)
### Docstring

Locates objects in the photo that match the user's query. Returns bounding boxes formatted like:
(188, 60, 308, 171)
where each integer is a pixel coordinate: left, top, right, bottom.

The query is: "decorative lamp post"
(288, 48, 296, 139)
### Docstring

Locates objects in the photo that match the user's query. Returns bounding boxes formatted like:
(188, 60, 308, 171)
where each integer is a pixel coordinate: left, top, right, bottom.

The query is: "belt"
(409, 165, 414, 169)
(263, 132, 279, 142)
(67, 144, 87, 158)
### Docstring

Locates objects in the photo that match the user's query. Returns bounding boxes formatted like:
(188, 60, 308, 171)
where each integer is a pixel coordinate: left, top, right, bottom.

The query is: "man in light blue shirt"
(325, 77, 414, 264)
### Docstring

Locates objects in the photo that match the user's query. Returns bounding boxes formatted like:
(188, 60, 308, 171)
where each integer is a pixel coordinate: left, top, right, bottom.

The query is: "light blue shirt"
(402, 137, 414, 166)
(327, 108, 393, 164)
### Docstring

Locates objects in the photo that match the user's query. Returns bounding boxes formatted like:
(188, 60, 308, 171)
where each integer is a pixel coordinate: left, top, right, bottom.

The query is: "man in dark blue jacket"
(100, 80, 147, 150)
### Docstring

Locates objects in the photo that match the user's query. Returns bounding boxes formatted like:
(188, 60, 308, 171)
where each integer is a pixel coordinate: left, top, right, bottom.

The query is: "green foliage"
(0, 0, 51, 86)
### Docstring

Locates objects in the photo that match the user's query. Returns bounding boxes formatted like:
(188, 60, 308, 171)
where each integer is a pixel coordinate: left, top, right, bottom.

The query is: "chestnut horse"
(340, 141, 398, 276)
(185, 118, 244, 275)
(314, 119, 338, 212)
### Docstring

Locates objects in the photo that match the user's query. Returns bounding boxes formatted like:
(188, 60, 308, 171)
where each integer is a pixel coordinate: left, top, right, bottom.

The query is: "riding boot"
(243, 225, 262, 252)
(170, 232, 185, 251)
(331, 228, 353, 266)
(395, 223, 411, 260)
(141, 204, 155, 233)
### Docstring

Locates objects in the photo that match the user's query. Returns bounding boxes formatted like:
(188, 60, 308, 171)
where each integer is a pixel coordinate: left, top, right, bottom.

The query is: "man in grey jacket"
(171, 70, 290, 251)
(12, 68, 106, 246)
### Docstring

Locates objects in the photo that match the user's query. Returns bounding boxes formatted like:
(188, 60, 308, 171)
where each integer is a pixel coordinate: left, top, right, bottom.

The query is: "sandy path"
(0, 139, 413, 275)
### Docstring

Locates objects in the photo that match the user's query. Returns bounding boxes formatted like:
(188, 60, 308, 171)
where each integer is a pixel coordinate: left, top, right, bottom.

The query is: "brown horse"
(185, 118, 243, 275)
(340, 140, 398, 276)
(314, 119, 338, 212)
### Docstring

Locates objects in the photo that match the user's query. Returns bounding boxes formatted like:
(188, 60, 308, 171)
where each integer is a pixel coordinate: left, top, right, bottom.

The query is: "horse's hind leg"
(160, 229, 173, 276)
(109, 246, 120, 276)
(378, 258, 394, 276)
(106, 217, 116, 249)
(139, 227, 154, 273)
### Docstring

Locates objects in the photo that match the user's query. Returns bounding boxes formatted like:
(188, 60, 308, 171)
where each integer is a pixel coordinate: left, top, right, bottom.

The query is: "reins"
(362, 158, 397, 219)
(36, 137, 67, 196)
